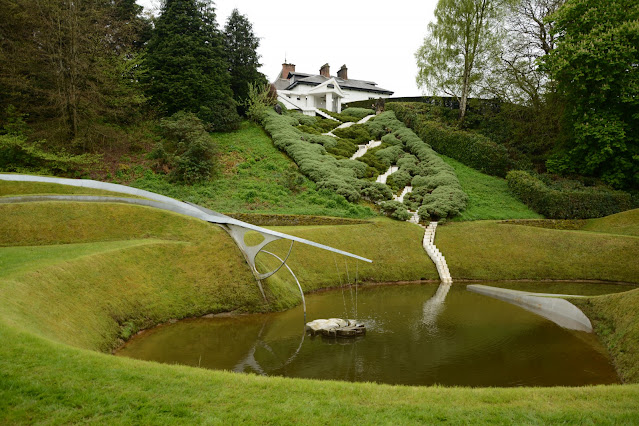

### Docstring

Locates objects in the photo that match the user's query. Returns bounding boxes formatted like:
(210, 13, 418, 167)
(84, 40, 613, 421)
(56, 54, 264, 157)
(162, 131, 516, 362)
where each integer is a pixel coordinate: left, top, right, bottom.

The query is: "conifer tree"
(143, 0, 239, 131)
(223, 9, 266, 115)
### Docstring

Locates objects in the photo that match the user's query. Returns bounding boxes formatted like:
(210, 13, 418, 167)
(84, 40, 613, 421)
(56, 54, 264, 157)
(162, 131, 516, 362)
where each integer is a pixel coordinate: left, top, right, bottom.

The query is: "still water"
(116, 282, 632, 387)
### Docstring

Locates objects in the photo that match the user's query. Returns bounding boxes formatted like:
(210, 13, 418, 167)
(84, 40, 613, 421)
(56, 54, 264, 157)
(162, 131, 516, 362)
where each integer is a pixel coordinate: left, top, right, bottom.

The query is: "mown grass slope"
(128, 121, 373, 218)
(0, 202, 265, 352)
(583, 209, 639, 237)
(441, 155, 541, 221)
(574, 288, 639, 384)
(436, 221, 639, 283)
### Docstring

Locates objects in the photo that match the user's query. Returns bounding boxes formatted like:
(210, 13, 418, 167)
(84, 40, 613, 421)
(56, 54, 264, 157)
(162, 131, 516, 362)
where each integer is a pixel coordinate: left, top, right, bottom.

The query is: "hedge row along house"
(273, 62, 394, 115)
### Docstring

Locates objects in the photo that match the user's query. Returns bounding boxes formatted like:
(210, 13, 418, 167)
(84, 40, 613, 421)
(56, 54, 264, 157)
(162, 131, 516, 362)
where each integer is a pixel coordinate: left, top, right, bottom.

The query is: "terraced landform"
(1, 179, 639, 422)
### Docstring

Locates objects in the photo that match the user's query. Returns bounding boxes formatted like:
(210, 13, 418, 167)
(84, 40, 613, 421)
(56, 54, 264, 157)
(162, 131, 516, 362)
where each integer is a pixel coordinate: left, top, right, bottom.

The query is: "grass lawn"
(441, 155, 542, 221)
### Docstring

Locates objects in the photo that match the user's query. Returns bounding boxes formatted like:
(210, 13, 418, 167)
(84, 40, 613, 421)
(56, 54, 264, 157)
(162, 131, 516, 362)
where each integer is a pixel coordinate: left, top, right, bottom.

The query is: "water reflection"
(233, 320, 305, 375)
(422, 282, 452, 330)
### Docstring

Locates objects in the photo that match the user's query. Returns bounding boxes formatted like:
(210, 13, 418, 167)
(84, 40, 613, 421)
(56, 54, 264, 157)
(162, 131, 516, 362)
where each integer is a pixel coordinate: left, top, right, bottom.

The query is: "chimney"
(281, 62, 295, 79)
(319, 63, 330, 78)
(337, 64, 348, 80)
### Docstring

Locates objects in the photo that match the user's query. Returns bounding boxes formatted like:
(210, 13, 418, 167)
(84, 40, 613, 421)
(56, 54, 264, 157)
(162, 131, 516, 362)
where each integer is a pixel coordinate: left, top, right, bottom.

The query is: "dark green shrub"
(366, 112, 397, 139)
(367, 111, 468, 219)
(418, 186, 468, 220)
(151, 111, 219, 184)
(375, 145, 403, 166)
(338, 159, 368, 178)
(261, 109, 362, 202)
(379, 200, 412, 221)
(386, 170, 412, 190)
(297, 125, 321, 135)
(0, 134, 97, 175)
(319, 109, 360, 122)
(357, 147, 389, 175)
(340, 107, 374, 119)
(303, 134, 338, 149)
(381, 133, 403, 147)
(411, 171, 458, 191)
(389, 103, 513, 177)
(326, 138, 358, 158)
(332, 124, 372, 144)
(313, 119, 340, 133)
(359, 181, 393, 202)
(292, 113, 316, 126)
(506, 170, 633, 219)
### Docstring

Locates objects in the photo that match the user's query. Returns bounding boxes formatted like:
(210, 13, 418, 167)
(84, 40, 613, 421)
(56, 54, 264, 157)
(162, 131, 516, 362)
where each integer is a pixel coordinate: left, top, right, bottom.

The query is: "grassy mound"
(583, 209, 639, 237)
(0, 202, 264, 352)
(437, 221, 639, 283)
(574, 289, 639, 383)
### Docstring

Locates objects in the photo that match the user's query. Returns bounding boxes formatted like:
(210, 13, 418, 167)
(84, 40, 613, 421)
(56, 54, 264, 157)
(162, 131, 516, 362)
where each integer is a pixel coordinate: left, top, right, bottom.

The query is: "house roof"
(283, 72, 393, 95)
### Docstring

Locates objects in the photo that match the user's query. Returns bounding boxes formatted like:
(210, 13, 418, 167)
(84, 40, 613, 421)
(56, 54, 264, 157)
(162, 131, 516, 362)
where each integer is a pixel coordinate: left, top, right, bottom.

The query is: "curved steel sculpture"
(0, 174, 372, 301)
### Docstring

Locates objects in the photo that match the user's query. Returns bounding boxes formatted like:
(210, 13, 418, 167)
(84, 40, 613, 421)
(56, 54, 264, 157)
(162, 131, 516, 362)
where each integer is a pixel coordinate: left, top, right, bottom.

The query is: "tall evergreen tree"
(143, 0, 239, 131)
(223, 9, 266, 115)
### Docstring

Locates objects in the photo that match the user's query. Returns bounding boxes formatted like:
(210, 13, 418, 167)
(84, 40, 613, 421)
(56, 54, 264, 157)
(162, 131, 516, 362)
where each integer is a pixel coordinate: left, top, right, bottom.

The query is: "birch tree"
(415, 0, 506, 124)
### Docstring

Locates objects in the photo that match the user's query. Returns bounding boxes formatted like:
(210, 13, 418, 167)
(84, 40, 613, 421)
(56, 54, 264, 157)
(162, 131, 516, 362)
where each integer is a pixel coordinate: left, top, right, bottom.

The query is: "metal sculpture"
(0, 174, 372, 301)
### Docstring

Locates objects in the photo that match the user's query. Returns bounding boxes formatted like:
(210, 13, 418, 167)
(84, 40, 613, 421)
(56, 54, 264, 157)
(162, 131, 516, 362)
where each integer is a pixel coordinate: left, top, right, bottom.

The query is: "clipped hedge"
(507, 170, 633, 219)
(319, 109, 360, 123)
(332, 124, 372, 144)
(375, 145, 404, 166)
(379, 200, 412, 221)
(388, 103, 512, 177)
(340, 107, 375, 120)
(261, 110, 361, 201)
(260, 109, 394, 204)
(367, 111, 468, 219)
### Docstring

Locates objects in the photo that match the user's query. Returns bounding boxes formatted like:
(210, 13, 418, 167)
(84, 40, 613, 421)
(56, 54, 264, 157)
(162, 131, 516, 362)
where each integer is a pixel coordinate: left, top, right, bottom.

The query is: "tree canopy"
(223, 8, 266, 115)
(543, 0, 639, 189)
(415, 0, 506, 123)
(0, 0, 148, 147)
(143, 0, 240, 131)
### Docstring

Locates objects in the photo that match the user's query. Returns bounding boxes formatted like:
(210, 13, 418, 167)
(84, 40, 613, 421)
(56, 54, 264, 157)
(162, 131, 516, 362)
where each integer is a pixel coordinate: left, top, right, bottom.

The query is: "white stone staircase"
(375, 165, 398, 184)
(421, 222, 453, 284)
(350, 140, 382, 160)
(305, 112, 454, 284)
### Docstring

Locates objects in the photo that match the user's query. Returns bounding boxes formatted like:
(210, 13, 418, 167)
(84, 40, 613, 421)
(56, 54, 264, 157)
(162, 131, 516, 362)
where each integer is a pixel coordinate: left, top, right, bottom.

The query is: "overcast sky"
(136, 0, 439, 97)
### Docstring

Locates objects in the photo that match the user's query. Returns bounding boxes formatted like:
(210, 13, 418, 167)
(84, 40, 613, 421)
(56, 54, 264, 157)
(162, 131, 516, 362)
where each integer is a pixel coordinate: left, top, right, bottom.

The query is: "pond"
(116, 281, 634, 387)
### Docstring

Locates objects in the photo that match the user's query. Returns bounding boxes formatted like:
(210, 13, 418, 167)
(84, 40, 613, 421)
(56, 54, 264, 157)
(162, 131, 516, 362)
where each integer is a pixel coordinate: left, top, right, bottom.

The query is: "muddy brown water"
(116, 281, 635, 387)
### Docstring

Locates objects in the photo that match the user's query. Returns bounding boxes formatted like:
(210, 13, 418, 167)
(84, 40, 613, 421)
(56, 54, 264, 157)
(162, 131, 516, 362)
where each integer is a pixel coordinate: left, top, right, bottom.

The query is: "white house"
(273, 63, 393, 116)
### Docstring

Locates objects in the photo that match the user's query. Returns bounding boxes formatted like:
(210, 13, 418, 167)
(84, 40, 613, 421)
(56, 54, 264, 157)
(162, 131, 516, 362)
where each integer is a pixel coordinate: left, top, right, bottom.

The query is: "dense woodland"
(0, 0, 264, 180)
(0, 0, 637, 202)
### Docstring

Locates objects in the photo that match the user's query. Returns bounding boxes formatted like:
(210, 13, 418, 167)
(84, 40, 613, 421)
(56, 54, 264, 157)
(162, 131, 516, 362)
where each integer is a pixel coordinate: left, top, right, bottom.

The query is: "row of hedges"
(260, 109, 392, 203)
(388, 103, 513, 177)
(506, 171, 634, 219)
(367, 112, 468, 220)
